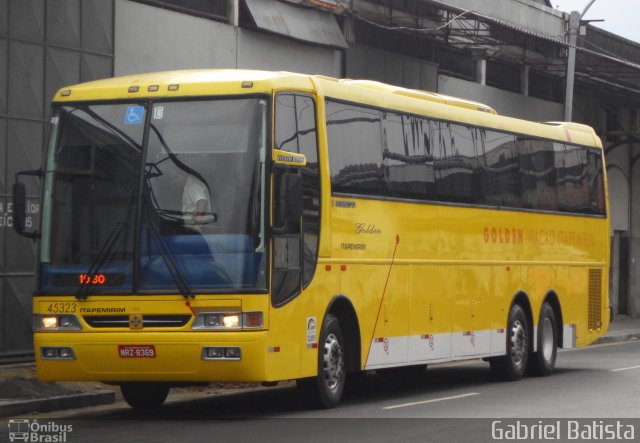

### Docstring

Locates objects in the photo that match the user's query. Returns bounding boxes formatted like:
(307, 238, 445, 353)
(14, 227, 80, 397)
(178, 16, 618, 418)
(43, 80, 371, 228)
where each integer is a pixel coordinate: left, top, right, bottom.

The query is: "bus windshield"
(40, 98, 268, 294)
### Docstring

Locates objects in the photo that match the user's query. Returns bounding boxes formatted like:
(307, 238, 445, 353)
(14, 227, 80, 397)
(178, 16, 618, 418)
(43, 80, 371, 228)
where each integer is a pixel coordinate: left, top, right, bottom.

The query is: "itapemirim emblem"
(129, 314, 143, 330)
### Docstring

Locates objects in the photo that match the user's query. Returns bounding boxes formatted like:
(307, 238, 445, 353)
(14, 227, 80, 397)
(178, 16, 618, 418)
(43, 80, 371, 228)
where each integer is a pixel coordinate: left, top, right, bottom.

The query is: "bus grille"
(588, 269, 602, 331)
(84, 315, 191, 328)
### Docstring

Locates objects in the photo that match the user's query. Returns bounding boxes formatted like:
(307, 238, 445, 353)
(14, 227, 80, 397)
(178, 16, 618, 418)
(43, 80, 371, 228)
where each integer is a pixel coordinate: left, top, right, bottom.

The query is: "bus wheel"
(490, 304, 529, 381)
(526, 303, 557, 376)
(297, 313, 345, 409)
(120, 382, 170, 409)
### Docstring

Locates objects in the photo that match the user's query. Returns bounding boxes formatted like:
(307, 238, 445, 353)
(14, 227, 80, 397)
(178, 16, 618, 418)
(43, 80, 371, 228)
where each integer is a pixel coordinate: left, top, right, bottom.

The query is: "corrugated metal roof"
(244, 0, 347, 48)
(469, 9, 640, 72)
(424, 1, 640, 76)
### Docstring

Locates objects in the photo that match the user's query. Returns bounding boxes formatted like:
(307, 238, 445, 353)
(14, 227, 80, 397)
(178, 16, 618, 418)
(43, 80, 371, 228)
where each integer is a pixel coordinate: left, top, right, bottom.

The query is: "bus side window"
(520, 140, 558, 211)
(382, 112, 435, 200)
(555, 143, 590, 213)
(481, 131, 521, 208)
(434, 123, 482, 204)
(326, 101, 384, 196)
(588, 150, 606, 215)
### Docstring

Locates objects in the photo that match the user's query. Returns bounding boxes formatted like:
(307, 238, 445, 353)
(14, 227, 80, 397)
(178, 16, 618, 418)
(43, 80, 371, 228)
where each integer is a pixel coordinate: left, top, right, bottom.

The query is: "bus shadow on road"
(114, 361, 497, 419)
(109, 362, 588, 419)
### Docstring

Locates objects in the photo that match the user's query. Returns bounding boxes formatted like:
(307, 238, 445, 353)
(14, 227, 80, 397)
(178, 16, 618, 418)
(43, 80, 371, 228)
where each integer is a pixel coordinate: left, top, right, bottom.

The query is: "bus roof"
(52, 69, 601, 149)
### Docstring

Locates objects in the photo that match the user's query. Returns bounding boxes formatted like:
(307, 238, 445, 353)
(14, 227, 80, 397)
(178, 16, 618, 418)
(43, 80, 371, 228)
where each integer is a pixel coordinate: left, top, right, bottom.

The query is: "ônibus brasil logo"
(8, 419, 73, 442)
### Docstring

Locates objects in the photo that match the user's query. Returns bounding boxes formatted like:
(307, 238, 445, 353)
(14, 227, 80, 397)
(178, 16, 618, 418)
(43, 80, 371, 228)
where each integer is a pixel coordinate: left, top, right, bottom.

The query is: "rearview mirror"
(12, 169, 43, 240)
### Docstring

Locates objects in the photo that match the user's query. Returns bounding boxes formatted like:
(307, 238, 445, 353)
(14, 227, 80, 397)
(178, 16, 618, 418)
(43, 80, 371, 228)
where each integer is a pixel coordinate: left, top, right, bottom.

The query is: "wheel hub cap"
(541, 317, 554, 362)
(322, 333, 344, 391)
(510, 320, 527, 368)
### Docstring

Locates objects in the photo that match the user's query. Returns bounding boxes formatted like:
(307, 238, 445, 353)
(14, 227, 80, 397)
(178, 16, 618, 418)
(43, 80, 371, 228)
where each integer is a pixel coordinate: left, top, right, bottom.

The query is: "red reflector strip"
(268, 346, 281, 353)
(307, 343, 318, 349)
(325, 265, 331, 271)
(463, 331, 473, 336)
(421, 334, 432, 340)
(375, 337, 385, 343)
(497, 329, 505, 334)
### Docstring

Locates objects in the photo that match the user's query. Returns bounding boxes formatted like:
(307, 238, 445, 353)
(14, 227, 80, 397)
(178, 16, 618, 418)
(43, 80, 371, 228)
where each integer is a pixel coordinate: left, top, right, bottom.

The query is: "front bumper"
(35, 331, 268, 383)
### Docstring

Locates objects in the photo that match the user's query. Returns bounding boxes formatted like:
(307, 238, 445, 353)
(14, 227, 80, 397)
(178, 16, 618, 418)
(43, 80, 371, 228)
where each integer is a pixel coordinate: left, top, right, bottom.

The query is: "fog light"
(58, 347, 75, 359)
(42, 347, 59, 359)
(41, 347, 76, 360)
(207, 347, 224, 359)
(224, 347, 241, 359)
(202, 346, 241, 360)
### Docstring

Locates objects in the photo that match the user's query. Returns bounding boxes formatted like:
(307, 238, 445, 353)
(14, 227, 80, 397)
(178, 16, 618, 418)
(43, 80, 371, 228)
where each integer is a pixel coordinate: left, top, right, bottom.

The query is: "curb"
(0, 390, 115, 417)
(593, 332, 640, 345)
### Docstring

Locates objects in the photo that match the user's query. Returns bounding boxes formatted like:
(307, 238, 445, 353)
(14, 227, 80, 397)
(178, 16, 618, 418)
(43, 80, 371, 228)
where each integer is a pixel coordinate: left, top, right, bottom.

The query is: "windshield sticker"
(153, 106, 164, 120)
(124, 105, 145, 125)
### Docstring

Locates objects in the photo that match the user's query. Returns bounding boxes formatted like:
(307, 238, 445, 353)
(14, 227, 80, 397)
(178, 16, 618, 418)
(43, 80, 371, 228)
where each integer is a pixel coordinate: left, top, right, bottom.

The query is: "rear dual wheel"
(490, 304, 529, 381)
(527, 303, 558, 376)
(491, 302, 558, 380)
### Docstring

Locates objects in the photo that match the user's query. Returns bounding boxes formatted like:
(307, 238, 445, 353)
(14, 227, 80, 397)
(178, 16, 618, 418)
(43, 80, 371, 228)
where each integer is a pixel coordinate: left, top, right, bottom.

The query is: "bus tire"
(297, 313, 345, 409)
(121, 382, 170, 409)
(490, 304, 529, 381)
(526, 303, 557, 377)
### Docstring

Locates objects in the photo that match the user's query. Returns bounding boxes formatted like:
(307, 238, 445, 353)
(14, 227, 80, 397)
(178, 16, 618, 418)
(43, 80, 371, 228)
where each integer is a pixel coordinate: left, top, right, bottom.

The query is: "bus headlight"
(34, 314, 82, 331)
(223, 314, 240, 328)
(192, 312, 263, 330)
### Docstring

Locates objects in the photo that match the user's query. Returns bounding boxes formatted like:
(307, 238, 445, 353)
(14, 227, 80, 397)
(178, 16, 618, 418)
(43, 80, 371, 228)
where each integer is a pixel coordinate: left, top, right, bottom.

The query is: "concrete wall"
(629, 145, 640, 317)
(114, 0, 236, 75)
(607, 146, 631, 234)
(236, 30, 342, 76)
(115, 0, 341, 77)
(608, 168, 630, 233)
(346, 44, 438, 92)
(437, 75, 564, 121)
(0, 0, 115, 360)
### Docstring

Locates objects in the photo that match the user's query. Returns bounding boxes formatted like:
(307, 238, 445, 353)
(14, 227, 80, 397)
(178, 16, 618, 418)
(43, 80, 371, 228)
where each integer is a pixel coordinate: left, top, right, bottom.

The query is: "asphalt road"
(4, 340, 640, 443)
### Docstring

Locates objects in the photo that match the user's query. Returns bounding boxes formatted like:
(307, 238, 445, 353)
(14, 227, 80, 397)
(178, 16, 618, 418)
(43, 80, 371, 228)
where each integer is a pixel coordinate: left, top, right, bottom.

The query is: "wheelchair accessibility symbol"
(124, 105, 144, 125)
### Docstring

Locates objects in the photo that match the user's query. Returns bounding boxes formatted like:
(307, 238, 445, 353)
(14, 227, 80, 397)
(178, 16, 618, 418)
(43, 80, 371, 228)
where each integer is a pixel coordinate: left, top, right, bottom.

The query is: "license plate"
(118, 345, 156, 358)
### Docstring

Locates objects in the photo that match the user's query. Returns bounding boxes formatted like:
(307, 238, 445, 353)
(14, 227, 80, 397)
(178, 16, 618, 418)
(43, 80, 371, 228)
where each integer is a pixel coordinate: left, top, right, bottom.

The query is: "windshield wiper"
(75, 222, 127, 300)
(143, 219, 194, 299)
(142, 154, 195, 299)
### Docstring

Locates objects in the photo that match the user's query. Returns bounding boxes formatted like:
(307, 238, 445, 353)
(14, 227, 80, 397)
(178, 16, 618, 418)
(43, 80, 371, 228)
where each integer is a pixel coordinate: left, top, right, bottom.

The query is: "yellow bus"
(13, 70, 610, 409)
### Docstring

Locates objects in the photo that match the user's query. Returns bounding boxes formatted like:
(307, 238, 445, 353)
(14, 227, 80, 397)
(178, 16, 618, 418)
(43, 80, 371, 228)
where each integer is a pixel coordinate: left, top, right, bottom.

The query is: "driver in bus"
(148, 161, 216, 234)
(182, 173, 215, 232)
